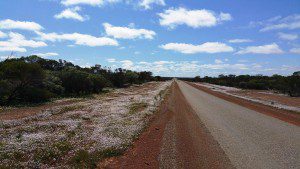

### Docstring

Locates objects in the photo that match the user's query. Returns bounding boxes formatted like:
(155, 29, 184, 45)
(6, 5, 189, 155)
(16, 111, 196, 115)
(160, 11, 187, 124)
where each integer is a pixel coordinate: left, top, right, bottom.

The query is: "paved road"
(177, 81, 300, 169)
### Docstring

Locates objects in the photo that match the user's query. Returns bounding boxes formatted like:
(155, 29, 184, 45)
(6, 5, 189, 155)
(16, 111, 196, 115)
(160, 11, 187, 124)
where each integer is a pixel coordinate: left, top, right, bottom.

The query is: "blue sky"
(0, 0, 300, 77)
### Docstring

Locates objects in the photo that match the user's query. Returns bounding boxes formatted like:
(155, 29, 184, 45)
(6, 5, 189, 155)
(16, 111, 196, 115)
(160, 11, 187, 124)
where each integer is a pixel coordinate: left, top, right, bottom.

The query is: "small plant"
(128, 102, 148, 115)
(33, 140, 72, 164)
(57, 105, 85, 114)
(70, 147, 124, 169)
(16, 133, 22, 141)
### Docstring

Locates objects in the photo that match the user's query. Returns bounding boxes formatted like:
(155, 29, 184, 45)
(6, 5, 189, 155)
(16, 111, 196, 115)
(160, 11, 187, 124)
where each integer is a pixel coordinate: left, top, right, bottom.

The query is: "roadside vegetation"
(0, 81, 171, 168)
(0, 55, 158, 106)
(182, 72, 300, 97)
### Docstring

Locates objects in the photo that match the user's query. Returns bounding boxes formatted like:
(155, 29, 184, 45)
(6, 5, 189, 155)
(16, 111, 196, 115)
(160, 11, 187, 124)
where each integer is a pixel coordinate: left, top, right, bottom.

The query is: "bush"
(0, 60, 47, 105)
(60, 69, 92, 95)
(88, 74, 108, 93)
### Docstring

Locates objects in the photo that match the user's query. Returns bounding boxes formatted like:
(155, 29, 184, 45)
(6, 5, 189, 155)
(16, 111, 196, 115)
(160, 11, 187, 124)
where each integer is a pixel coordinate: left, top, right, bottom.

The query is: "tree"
(194, 76, 201, 82)
(0, 60, 49, 104)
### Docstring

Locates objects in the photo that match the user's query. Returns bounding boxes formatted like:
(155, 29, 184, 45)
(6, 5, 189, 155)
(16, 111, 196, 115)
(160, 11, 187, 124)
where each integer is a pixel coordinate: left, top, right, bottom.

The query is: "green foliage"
(0, 56, 155, 106)
(197, 72, 300, 97)
(0, 60, 50, 105)
(33, 140, 72, 164)
(128, 102, 148, 114)
(70, 148, 124, 168)
(60, 69, 93, 94)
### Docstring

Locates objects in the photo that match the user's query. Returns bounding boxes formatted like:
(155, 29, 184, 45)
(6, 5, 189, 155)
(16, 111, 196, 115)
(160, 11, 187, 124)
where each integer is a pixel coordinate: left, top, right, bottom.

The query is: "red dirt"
(231, 90, 300, 108)
(0, 99, 79, 120)
(100, 82, 233, 169)
(188, 82, 300, 126)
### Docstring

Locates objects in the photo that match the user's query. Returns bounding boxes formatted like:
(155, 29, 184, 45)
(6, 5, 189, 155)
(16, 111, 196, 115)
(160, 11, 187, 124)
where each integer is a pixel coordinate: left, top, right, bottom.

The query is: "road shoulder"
(187, 82, 300, 126)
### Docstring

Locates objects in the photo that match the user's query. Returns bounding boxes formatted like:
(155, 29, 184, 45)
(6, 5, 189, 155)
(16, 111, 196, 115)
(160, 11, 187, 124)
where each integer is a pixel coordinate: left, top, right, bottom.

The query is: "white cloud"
(260, 14, 300, 32)
(158, 8, 232, 29)
(115, 60, 250, 76)
(153, 61, 174, 65)
(0, 19, 43, 31)
(0, 32, 47, 52)
(139, 0, 165, 10)
(215, 59, 223, 64)
(36, 31, 118, 47)
(229, 39, 252, 43)
(54, 6, 88, 21)
(0, 46, 26, 52)
(219, 12, 232, 21)
(236, 43, 284, 55)
(33, 52, 59, 57)
(61, 0, 120, 6)
(160, 42, 234, 54)
(290, 48, 300, 54)
(0, 31, 7, 38)
(121, 60, 134, 69)
(103, 23, 156, 39)
(278, 32, 298, 41)
(200, 63, 248, 70)
(106, 58, 116, 62)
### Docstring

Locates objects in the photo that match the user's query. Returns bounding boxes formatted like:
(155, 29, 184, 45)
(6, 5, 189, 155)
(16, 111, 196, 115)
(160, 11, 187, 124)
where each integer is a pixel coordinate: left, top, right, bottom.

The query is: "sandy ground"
(0, 81, 170, 168)
(0, 98, 82, 120)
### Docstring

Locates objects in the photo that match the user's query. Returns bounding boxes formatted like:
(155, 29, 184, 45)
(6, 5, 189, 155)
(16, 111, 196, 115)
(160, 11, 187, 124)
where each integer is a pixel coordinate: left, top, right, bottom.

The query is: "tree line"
(190, 72, 300, 97)
(0, 56, 160, 106)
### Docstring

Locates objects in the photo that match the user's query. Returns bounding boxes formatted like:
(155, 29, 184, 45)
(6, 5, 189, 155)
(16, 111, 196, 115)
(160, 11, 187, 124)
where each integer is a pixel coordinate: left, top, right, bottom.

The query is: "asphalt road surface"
(177, 80, 300, 169)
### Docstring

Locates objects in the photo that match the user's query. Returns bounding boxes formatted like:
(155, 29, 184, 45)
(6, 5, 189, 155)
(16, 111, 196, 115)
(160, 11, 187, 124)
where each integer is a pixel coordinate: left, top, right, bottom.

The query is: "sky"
(0, 0, 300, 77)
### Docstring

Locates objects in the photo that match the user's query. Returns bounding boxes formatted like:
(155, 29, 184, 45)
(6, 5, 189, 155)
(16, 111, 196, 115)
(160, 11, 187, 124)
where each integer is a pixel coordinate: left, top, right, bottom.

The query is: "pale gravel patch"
(195, 83, 300, 113)
(0, 81, 171, 168)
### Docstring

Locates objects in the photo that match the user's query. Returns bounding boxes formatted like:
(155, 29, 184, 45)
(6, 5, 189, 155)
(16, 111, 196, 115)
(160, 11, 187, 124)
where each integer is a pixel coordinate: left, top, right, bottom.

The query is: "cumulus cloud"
(0, 32, 47, 52)
(139, 0, 165, 10)
(236, 43, 284, 54)
(0, 31, 7, 38)
(33, 52, 59, 57)
(290, 48, 300, 54)
(260, 14, 300, 32)
(121, 60, 134, 69)
(0, 19, 43, 32)
(54, 6, 88, 21)
(199, 63, 248, 70)
(160, 42, 234, 54)
(115, 59, 250, 76)
(229, 39, 252, 43)
(214, 59, 223, 64)
(36, 31, 118, 47)
(61, 0, 120, 6)
(106, 58, 116, 62)
(278, 32, 298, 41)
(103, 23, 156, 39)
(158, 8, 232, 29)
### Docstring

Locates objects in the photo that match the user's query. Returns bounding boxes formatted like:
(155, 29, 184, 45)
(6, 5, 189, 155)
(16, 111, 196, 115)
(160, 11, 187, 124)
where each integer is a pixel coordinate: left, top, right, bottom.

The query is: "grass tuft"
(128, 102, 148, 115)
(70, 147, 124, 169)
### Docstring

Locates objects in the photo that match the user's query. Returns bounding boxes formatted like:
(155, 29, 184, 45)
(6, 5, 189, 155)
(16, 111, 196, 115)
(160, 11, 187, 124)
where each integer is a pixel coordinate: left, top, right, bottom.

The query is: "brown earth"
(188, 82, 300, 126)
(100, 82, 234, 169)
(0, 99, 79, 120)
(230, 90, 300, 108)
